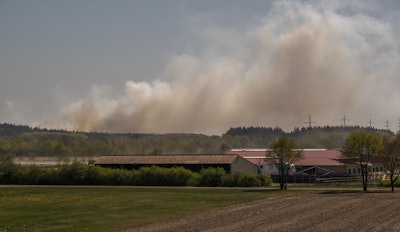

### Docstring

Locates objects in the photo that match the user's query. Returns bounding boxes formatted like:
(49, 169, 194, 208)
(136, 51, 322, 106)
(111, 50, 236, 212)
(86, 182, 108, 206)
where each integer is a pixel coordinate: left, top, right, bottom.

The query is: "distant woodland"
(0, 123, 394, 157)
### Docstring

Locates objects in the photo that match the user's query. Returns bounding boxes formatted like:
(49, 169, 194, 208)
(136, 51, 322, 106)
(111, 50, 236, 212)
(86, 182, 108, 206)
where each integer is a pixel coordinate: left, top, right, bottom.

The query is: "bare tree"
(268, 137, 303, 190)
(342, 130, 382, 192)
(382, 135, 400, 192)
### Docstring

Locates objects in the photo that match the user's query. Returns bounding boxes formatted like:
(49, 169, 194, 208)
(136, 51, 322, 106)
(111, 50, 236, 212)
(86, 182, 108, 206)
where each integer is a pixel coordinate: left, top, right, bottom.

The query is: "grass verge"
(0, 186, 301, 232)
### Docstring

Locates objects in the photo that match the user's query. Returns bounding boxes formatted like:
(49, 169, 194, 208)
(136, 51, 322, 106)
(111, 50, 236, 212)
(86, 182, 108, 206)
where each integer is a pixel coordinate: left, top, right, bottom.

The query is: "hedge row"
(0, 162, 272, 187)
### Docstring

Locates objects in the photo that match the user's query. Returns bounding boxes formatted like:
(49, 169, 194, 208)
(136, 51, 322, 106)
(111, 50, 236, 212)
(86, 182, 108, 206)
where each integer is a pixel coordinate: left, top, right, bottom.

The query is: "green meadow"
(0, 186, 298, 232)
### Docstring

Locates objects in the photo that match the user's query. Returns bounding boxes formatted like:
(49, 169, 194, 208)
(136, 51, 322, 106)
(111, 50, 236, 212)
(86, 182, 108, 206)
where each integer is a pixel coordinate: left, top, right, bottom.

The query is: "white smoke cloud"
(42, 1, 400, 134)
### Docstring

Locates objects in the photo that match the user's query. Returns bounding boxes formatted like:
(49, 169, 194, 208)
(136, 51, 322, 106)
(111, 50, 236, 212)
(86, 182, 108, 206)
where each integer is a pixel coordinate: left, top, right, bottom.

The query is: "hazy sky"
(1, 0, 400, 134)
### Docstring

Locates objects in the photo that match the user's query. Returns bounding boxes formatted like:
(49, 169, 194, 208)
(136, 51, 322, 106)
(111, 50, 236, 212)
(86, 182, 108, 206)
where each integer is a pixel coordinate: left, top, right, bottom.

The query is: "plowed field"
(130, 190, 400, 232)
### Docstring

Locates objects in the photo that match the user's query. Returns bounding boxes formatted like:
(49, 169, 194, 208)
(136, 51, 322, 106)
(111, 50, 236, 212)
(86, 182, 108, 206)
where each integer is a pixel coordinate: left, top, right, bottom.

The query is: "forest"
(0, 123, 394, 157)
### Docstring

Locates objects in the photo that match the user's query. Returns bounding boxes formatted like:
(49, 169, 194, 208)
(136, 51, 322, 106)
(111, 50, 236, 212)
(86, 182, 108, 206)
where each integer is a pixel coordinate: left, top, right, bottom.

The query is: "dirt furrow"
(129, 191, 400, 232)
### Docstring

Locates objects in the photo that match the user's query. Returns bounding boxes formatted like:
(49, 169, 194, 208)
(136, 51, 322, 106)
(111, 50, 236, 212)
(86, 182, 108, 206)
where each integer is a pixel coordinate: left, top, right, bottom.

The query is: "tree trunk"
(363, 175, 367, 192)
(279, 160, 285, 190)
(280, 172, 285, 190)
(283, 173, 288, 190)
(390, 174, 394, 192)
(279, 176, 285, 190)
(362, 164, 368, 192)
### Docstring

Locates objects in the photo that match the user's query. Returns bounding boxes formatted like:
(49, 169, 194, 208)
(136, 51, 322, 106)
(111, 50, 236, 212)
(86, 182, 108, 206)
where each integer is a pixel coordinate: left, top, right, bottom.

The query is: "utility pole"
(367, 119, 374, 128)
(304, 114, 316, 128)
(398, 117, 400, 134)
(341, 115, 348, 127)
(385, 119, 390, 131)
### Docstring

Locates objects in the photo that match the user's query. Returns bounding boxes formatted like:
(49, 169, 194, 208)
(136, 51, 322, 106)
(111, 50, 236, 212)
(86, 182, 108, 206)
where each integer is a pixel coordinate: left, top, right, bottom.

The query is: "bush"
(109, 169, 132, 185)
(187, 173, 200, 186)
(237, 173, 261, 187)
(258, 174, 273, 186)
(381, 178, 400, 187)
(0, 154, 17, 184)
(0, 163, 273, 187)
(134, 166, 167, 186)
(222, 172, 240, 187)
(198, 167, 227, 187)
(8, 166, 61, 185)
(58, 162, 87, 185)
(83, 166, 102, 185)
(164, 166, 194, 186)
(134, 166, 195, 186)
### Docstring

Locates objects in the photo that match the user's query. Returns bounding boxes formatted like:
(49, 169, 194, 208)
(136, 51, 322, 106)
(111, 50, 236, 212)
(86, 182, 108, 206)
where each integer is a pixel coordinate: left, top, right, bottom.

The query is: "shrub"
(198, 167, 227, 187)
(223, 173, 272, 187)
(164, 166, 194, 186)
(133, 166, 195, 186)
(58, 162, 87, 185)
(135, 166, 168, 186)
(0, 154, 17, 184)
(381, 178, 400, 187)
(109, 169, 132, 185)
(1, 162, 272, 187)
(83, 166, 102, 185)
(258, 174, 273, 186)
(187, 172, 200, 186)
(15, 166, 43, 184)
(237, 173, 261, 187)
(222, 172, 240, 187)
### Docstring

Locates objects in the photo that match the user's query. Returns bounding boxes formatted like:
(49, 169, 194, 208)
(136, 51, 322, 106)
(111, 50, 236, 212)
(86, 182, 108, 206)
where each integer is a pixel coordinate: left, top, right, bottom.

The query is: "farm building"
(226, 149, 386, 182)
(95, 154, 258, 174)
(13, 156, 99, 167)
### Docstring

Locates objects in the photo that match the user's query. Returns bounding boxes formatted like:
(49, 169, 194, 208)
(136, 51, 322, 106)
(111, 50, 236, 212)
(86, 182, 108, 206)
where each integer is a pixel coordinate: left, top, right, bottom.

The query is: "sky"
(1, 0, 400, 135)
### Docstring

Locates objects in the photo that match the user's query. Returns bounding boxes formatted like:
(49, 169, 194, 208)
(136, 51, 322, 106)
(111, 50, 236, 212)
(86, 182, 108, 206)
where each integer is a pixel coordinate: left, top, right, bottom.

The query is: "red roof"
(227, 149, 344, 166)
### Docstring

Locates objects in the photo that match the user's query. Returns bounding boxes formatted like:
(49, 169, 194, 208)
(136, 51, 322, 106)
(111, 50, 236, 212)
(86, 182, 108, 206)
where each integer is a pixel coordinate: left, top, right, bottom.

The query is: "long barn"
(95, 154, 258, 174)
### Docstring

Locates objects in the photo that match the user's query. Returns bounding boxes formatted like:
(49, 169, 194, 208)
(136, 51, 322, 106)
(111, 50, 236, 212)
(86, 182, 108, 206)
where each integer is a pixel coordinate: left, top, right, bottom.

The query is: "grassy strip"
(0, 186, 301, 232)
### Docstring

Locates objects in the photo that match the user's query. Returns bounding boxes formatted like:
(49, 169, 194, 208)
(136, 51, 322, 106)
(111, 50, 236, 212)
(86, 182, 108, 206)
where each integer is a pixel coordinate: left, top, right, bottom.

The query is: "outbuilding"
(95, 154, 258, 174)
(227, 148, 387, 182)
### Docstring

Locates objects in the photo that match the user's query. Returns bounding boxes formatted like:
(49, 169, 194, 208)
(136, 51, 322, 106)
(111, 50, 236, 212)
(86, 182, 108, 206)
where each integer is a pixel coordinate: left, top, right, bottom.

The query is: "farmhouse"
(95, 154, 258, 174)
(226, 149, 386, 182)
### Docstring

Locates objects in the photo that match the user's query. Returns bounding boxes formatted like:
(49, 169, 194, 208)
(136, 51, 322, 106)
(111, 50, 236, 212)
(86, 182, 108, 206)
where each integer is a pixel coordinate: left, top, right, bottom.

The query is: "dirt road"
(129, 190, 400, 232)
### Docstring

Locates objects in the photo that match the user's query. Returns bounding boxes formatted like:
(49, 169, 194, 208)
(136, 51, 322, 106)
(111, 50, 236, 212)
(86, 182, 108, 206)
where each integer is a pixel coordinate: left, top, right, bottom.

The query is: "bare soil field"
(129, 190, 400, 232)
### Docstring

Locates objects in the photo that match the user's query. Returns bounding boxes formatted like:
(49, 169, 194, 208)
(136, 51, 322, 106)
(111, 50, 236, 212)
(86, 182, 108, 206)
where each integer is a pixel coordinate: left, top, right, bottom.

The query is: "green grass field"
(0, 186, 300, 232)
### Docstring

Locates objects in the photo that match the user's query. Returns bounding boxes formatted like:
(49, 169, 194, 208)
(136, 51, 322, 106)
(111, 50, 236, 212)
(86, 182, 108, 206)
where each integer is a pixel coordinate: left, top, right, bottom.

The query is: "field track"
(129, 190, 400, 232)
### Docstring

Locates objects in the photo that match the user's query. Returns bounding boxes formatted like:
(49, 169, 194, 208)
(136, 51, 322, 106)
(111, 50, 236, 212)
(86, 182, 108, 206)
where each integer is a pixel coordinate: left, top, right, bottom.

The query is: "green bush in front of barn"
(198, 167, 227, 187)
(221, 173, 272, 187)
(196, 167, 272, 187)
(132, 166, 194, 186)
(0, 160, 272, 187)
(238, 173, 272, 187)
(381, 178, 400, 188)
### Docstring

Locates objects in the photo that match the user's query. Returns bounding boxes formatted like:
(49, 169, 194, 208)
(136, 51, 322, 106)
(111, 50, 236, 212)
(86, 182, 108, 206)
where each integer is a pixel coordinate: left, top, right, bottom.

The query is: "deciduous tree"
(342, 130, 382, 192)
(382, 135, 400, 192)
(268, 137, 303, 190)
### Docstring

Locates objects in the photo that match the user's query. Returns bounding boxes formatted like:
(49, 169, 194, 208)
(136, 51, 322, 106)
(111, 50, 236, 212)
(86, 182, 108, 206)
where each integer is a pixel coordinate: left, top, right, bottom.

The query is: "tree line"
(0, 123, 395, 157)
(226, 125, 394, 148)
(0, 123, 254, 156)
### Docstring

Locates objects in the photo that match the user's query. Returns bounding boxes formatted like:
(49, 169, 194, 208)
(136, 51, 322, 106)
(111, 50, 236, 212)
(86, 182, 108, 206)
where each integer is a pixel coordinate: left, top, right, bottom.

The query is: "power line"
(367, 119, 374, 128)
(304, 114, 316, 128)
(341, 115, 348, 127)
(385, 119, 390, 130)
(398, 117, 400, 134)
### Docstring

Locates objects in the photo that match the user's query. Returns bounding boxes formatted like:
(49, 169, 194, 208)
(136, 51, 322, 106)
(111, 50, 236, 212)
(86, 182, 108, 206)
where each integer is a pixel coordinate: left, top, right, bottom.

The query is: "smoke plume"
(43, 2, 400, 134)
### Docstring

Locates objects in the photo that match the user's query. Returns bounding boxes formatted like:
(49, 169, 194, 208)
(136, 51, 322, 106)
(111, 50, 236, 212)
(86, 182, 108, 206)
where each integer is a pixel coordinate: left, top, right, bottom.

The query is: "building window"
(380, 167, 383, 172)
(358, 168, 360, 174)
(353, 168, 356, 174)
(348, 169, 351, 174)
